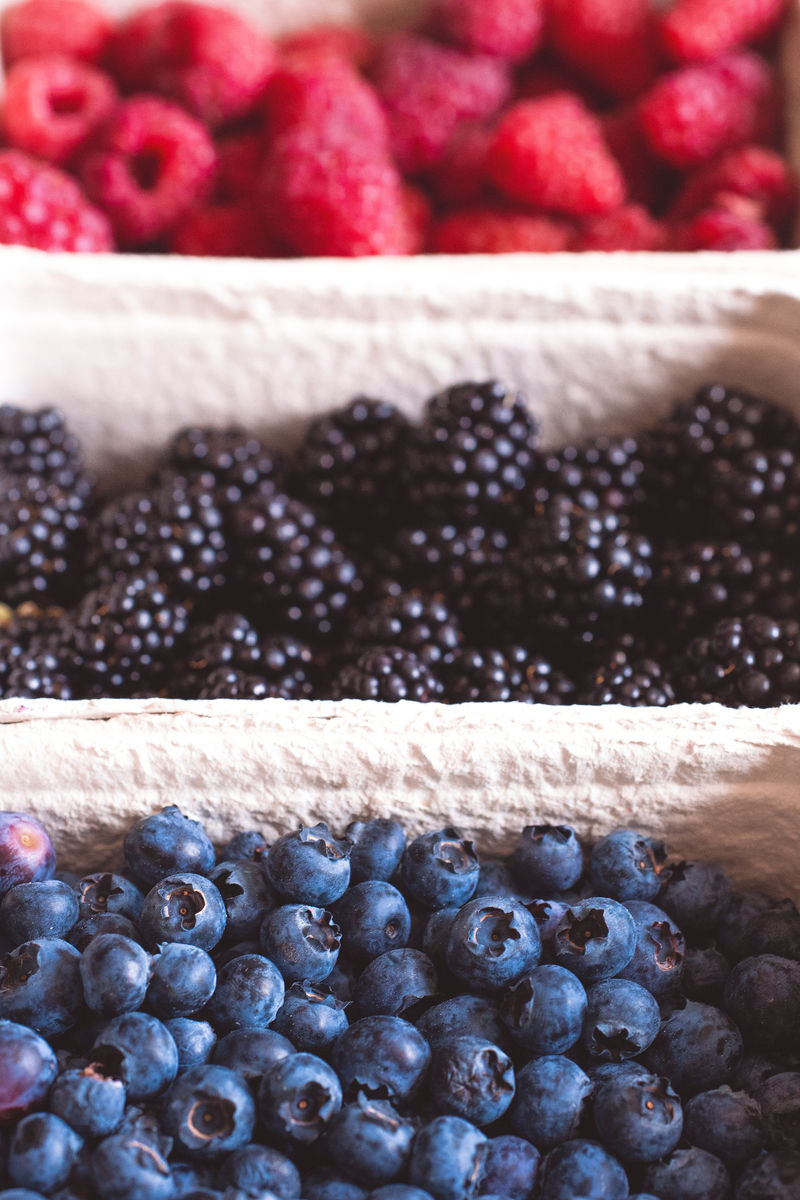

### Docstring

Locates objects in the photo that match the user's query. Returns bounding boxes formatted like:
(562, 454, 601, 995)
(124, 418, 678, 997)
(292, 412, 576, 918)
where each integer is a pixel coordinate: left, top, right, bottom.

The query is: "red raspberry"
(80, 95, 217, 248)
(371, 34, 511, 173)
(277, 24, 376, 70)
(431, 0, 546, 62)
(572, 204, 667, 250)
(487, 95, 627, 217)
(601, 108, 671, 208)
(401, 185, 433, 254)
(658, 0, 788, 64)
(263, 58, 389, 152)
(429, 207, 571, 252)
(1, 0, 110, 65)
(261, 130, 412, 257)
(636, 52, 775, 168)
(0, 149, 113, 250)
(215, 129, 267, 201)
(108, 1, 277, 128)
(670, 145, 797, 234)
(547, 0, 658, 100)
(171, 201, 275, 257)
(671, 208, 778, 249)
(2, 56, 117, 167)
(430, 121, 493, 207)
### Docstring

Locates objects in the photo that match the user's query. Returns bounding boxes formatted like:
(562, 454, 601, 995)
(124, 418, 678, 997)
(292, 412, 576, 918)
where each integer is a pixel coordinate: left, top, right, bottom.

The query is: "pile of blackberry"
(3, 380, 800, 707)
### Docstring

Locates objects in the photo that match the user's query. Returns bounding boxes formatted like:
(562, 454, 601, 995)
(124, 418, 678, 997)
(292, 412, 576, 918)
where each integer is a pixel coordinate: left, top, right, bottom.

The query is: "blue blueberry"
(500, 965, 586, 1055)
(645, 999, 743, 1096)
(205, 953, 284, 1033)
(1, 881, 79, 943)
(524, 900, 569, 960)
(368, 1190, 432, 1200)
(165, 1018, 217, 1071)
(69, 913, 141, 951)
(170, 1161, 217, 1195)
(347, 819, 406, 884)
(416, 996, 509, 1053)
(429, 1037, 514, 1127)
(474, 860, 518, 899)
(162, 1064, 255, 1158)
(581, 979, 660, 1061)
(0, 1191, 48, 1199)
(90, 1124, 175, 1200)
(734, 1053, 786, 1094)
(658, 860, 732, 937)
(209, 861, 276, 942)
(220, 1145, 300, 1198)
(553, 898, 635, 985)
(615, 900, 684, 998)
(80, 934, 151, 1017)
(409, 1116, 488, 1200)
(641, 1146, 731, 1200)
(480, 1136, 540, 1200)
(222, 830, 268, 864)
(538, 1140, 628, 1200)
(511, 826, 583, 895)
(400, 829, 479, 911)
(77, 873, 144, 923)
(93, 1012, 178, 1100)
(330, 1015, 430, 1104)
(258, 1052, 342, 1145)
(0, 938, 82, 1035)
(212, 1028, 294, 1085)
(422, 907, 458, 965)
(756, 1072, 800, 1151)
(734, 1149, 800, 1199)
(717, 891, 773, 962)
(147, 943, 217, 1019)
(683, 1086, 765, 1166)
(0, 814, 56, 897)
(445, 896, 540, 993)
(724, 955, 800, 1053)
(7, 1113, 82, 1194)
(124, 805, 215, 889)
(590, 831, 667, 902)
(267, 824, 352, 906)
(509, 1057, 592, 1151)
(681, 942, 731, 1004)
(740, 899, 800, 962)
(303, 1169, 367, 1200)
(49, 1063, 126, 1137)
(594, 1070, 682, 1163)
(327, 1095, 415, 1185)
(271, 982, 348, 1052)
(355, 949, 438, 1017)
(0, 1022, 60, 1121)
(332, 882, 410, 963)
(140, 874, 226, 951)
(259, 905, 340, 983)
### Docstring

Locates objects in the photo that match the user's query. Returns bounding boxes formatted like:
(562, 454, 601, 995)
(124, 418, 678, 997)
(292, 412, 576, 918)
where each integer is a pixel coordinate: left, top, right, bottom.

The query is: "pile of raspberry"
(0, 0, 796, 256)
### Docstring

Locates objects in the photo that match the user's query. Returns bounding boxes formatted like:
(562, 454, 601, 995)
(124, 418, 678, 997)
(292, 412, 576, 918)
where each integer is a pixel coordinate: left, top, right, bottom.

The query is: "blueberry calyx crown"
(562, 908, 609, 953)
(298, 822, 353, 861)
(434, 828, 479, 875)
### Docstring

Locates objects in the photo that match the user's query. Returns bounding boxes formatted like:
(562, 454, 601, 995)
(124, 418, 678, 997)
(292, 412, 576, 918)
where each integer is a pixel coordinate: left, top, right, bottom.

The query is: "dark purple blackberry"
(0, 605, 75, 700)
(332, 646, 442, 702)
(666, 383, 799, 461)
(182, 616, 315, 700)
(505, 645, 577, 705)
(406, 380, 540, 522)
(233, 492, 363, 638)
(350, 591, 462, 667)
(197, 660, 312, 700)
(0, 475, 91, 605)
(298, 398, 412, 530)
(458, 557, 528, 643)
(441, 647, 521, 702)
(184, 611, 262, 676)
(578, 644, 675, 706)
(531, 435, 645, 514)
(166, 425, 286, 509)
(677, 614, 800, 706)
(0, 405, 87, 490)
(389, 522, 511, 598)
(707, 448, 800, 542)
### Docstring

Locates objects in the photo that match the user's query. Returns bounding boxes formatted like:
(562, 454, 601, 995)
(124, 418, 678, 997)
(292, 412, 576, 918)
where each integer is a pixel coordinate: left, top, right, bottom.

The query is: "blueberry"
(1, 881, 79, 943)
(7, 1113, 82, 1194)
(400, 829, 479, 911)
(171, 1162, 217, 1195)
(259, 905, 341, 984)
(474, 860, 518, 899)
(140, 874, 226, 951)
(740, 899, 800, 962)
(347, 819, 406, 884)
(146, 943, 217, 1019)
(222, 830, 268, 864)
(90, 1124, 174, 1200)
(213, 940, 260, 969)
(212, 1029, 294, 1085)
(681, 942, 730, 1004)
(355, 949, 438, 1018)
(409, 1116, 487, 1200)
(77, 873, 144, 923)
(332, 882, 411, 963)
(267, 824, 352, 906)
(330, 1016, 430, 1104)
(416, 996, 509, 1052)
(69, 913, 141, 951)
(209, 861, 276, 942)
(645, 998, 743, 1096)
(304, 1169, 367, 1200)
(553, 898, 636, 985)
(0, 814, 56, 897)
(429, 1037, 514, 1127)
(659, 860, 732, 937)
(92, 1012, 178, 1100)
(422, 907, 458, 964)
(616, 899, 685, 998)
(221, 1145, 300, 1198)
(581, 978, 660, 1061)
(717, 891, 773, 962)
(124, 805, 215, 889)
(500, 965, 586, 1055)
(538, 1140, 628, 1200)
(0, 938, 82, 1036)
(589, 831, 666, 902)
(327, 1095, 415, 1185)
(162, 1064, 255, 1158)
(480, 1136, 540, 1200)
(524, 900, 569, 960)
(445, 896, 540, 993)
(756, 1072, 800, 1151)
(734, 1053, 787, 1094)
(509, 1057, 592, 1151)
(271, 982, 349, 1052)
(594, 1070, 683, 1163)
(734, 1149, 800, 1198)
(258, 1052, 342, 1145)
(165, 1018, 217, 1071)
(724, 955, 800, 1052)
(49, 1062, 126, 1137)
(369, 1190, 432, 1200)
(205, 953, 285, 1033)
(511, 826, 583, 895)
(683, 1086, 765, 1166)
(641, 1146, 731, 1200)
(0, 1191, 48, 1199)
(80, 934, 151, 1017)
(586, 1061, 647, 1089)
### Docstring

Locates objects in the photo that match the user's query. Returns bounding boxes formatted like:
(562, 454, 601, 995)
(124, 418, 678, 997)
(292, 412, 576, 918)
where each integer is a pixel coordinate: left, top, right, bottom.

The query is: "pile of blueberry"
(0, 806, 799, 1199)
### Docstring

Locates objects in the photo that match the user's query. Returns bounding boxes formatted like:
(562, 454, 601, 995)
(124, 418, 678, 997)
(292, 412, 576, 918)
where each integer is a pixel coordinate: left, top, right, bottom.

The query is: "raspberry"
(1, 56, 117, 167)
(108, 1, 277, 128)
(171, 203, 276, 257)
(658, 0, 788, 64)
(430, 209, 571, 253)
(371, 33, 511, 173)
(0, 149, 113, 251)
(671, 208, 778, 250)
(601, 109, 669, 209)
(572, 205, 667, 251)
(1, 0, 110, 65)
(431, 0, 546, 63)
(80, 96, 217, 248)
(636, 53, 775, 169)
(277, 24, 376, 71)
(547, 0, 658, 100)
(214, 129, 267, 202)
(401, 185, 432, 254)
(261, 130, 412, 258)
(670, 145, 798, 236)
(263, 58, 389, 152)
(488, 95, 627, 217)
(430, 122, 493, 207)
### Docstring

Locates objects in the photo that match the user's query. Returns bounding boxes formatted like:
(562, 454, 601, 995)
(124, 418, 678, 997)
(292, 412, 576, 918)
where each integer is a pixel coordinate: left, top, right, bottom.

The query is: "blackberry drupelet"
(194, 637, 315, 700)
(165, 424, 287, 511)
(332, 646, 442, 702)
(0, 405, 87, 491)
(349, 590, 463, 667)
(532, 435, 646, 514)
(579, 643, 675, 706)
(678, 614, 800, 706)
(0, 475, 92, 605)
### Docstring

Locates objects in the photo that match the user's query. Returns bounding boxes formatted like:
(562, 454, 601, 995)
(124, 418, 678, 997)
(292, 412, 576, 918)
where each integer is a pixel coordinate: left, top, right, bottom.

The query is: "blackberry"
(197, 660, 313, 700)
(458, 556, 528, 643)
(165, 425, 286, 509)
(532, 436, 645, 514)
(0, 405, 87, 490)
(233, 492, 363, 638)
(332, 646, 442, 702)
(677, 614, 800, 706)
(441, 647, 522, 702)
(389, 522, 511, 598)
(406, 381, 540, 522)
(509, 646, 577, 705)
(579, 644, 676, 706)
(350, 591, 462, 667)
(0, 475, 91, 605)
(666, 383, 799, 462)
(183, 611, 263, 677)
(707, 447, 800, 541)
(0, 604, 75, 700)
(183, 617, 315, 700)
